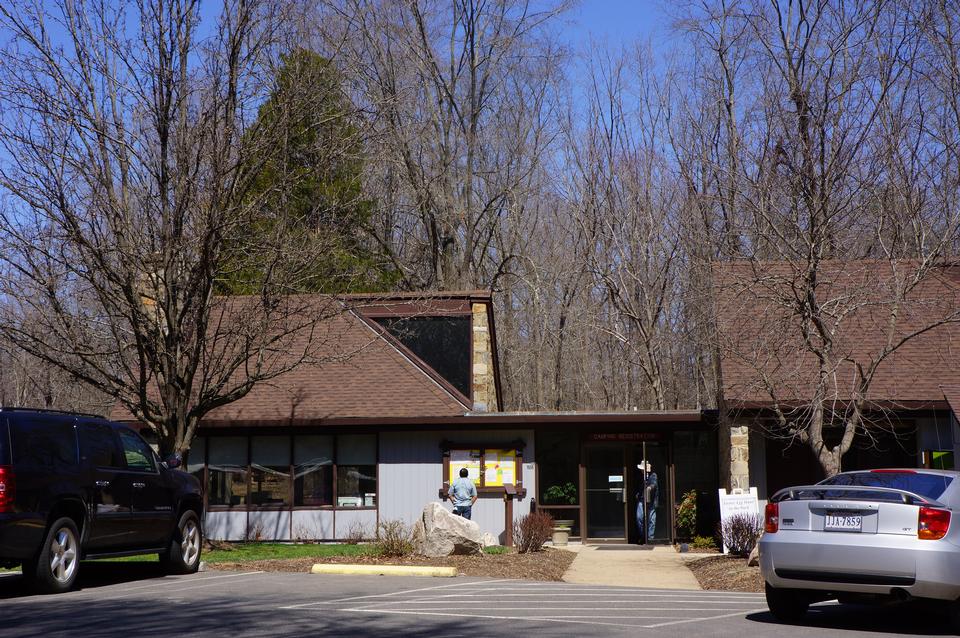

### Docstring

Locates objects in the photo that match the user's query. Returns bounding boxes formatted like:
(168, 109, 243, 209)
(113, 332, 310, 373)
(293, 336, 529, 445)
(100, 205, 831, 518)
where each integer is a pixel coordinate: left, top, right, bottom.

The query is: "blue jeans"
(453, 505, 472, 520)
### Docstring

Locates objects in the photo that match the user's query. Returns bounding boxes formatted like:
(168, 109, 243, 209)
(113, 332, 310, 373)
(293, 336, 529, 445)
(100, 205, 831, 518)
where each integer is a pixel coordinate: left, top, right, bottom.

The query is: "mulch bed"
(207, 547, 576, 581)
(686, 554, 764, 592)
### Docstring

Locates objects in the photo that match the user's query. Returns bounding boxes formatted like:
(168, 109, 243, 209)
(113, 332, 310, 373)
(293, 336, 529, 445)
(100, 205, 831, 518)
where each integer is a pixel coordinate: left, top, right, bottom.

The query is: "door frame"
(579, 434, 674, 544)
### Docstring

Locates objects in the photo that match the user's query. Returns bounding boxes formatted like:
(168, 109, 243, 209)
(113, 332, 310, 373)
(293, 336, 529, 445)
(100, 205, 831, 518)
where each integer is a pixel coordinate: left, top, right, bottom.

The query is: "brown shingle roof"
(714, 260, 960, 407)
(113, 293, 481, 425)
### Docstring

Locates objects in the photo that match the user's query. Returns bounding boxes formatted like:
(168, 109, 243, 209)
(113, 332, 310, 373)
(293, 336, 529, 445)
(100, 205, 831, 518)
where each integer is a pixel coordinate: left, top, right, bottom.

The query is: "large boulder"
(412, 502, 484, 557)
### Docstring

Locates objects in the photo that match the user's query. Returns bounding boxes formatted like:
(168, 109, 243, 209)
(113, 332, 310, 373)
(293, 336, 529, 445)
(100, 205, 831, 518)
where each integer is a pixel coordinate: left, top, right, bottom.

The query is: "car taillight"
(918, 506, 950, 540)
(764, 502, 779, 533)
(0, 466, 14, 513)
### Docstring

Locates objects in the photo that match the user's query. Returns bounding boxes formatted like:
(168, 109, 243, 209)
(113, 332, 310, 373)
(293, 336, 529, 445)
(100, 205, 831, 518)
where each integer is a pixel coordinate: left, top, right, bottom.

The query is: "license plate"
(824, 513, 862, 532)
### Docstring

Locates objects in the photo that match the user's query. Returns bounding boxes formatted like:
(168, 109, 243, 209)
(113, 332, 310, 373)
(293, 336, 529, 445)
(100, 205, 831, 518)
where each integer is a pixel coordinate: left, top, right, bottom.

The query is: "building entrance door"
(629, 442, 670, 544)
(584, 444, 626, 539)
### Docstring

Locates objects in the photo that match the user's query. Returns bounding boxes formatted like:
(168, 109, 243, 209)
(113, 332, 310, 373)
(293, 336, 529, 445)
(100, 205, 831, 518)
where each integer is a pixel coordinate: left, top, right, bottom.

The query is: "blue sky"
(566, 1, 672, 48)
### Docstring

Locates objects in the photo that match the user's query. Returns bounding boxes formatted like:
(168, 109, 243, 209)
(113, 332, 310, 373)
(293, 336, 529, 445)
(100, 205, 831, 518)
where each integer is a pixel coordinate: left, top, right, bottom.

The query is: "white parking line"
(278, 578, 514, 609)
(645, 608, 770, 628)
(343, 608, 645, 630)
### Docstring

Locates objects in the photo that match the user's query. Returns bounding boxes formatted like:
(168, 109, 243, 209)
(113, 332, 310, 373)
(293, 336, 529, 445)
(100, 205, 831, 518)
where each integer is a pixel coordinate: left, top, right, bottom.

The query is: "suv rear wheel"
(26, 517, 80, 594)
(160, 510, 202, 574)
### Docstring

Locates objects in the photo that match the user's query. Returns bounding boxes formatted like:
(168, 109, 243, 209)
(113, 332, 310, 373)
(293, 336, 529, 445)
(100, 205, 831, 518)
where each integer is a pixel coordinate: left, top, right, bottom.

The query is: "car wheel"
(160, 510, 202, 575)
(27, 517, 81, 594)
(765, 582, 809, 622)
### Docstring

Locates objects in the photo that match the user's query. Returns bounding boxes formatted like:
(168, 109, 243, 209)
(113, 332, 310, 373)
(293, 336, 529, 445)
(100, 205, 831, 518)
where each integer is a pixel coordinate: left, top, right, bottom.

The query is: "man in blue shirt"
(450, 468, 478, 520)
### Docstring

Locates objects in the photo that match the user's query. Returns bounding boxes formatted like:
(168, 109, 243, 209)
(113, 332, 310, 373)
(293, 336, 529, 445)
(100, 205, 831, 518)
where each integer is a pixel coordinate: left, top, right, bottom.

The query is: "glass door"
(585, 444, 626, 539)
(630, 442, 670, 544)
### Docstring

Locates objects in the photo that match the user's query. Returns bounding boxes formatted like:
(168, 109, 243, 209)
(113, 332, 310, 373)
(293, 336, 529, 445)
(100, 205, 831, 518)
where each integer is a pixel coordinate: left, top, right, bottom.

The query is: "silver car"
(759, 469, 960, 626)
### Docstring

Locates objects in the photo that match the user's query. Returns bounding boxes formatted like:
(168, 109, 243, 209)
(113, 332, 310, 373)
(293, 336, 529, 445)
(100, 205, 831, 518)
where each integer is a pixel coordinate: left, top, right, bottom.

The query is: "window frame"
(203, 433, 379, 513)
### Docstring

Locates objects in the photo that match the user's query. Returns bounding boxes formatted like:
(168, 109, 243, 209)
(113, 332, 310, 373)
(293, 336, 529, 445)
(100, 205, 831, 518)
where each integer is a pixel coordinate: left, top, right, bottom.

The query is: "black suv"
(0, 408, 203, 593)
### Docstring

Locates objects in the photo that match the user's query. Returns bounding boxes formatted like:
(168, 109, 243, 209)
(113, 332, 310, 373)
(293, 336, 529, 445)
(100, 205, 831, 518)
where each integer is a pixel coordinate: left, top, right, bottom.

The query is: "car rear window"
(818, 471, 953, 501)
(10, 418, 78, 467)
(0, 419, 8, 465)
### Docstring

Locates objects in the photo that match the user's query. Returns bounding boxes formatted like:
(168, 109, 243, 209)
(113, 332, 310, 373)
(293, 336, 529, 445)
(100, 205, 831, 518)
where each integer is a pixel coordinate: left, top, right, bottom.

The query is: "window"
(203, 434, 377, 509)
(118, 428, 157, 472)
(336, 435, 376, 508)
(78, 423, 123, 468)
(208, 437, 248, 507)
(250, 436, 290, 506)
(294, 435, 333, 506)
(536, 431, 579, 505)
(375, 316, 471, 397)
(11, 419, 77, 468)
(186, 437, 206, 484)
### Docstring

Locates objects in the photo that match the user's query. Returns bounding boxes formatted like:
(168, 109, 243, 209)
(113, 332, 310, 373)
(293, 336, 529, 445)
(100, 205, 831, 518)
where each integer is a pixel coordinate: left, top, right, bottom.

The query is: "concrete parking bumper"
(310, 564, 457, 578)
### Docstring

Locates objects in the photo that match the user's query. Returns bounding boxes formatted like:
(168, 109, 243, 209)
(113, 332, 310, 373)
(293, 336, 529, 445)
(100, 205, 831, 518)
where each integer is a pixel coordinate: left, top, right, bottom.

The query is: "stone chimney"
(471, 301, 498, 412)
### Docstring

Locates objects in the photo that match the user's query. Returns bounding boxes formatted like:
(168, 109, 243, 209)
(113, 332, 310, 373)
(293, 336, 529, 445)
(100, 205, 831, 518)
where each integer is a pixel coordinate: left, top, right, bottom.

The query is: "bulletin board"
(449, 449, 482, 484)
(483, 449, 517, 487)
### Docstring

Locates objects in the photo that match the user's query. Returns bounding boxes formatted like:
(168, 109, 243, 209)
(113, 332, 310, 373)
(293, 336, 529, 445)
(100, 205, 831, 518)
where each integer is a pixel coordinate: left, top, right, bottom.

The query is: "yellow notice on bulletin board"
(483, 450, 516, 486)
(450, 449, 482, 484)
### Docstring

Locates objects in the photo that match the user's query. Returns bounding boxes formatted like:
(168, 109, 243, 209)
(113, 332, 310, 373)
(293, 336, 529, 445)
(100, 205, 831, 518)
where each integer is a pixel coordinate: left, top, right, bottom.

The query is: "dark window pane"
(10, 420, 77, 468)
(374, 316, 471, 397)
(186, 437, 206, 485)
(118, 428, 157, 472)
(537, 431, 579, 504)
(251, 436, 290, 506)
(78, 423, 123, 468)
(337, 465, 376, 507)
(0, 420, 7, 464)
(208, 437, 248, 507)
(295, 436, 333, 507)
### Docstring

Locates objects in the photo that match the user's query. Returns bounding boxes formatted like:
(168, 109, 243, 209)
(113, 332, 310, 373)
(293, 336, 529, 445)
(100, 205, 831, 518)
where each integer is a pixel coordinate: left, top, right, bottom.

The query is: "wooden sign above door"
(584, 432, 666, 442)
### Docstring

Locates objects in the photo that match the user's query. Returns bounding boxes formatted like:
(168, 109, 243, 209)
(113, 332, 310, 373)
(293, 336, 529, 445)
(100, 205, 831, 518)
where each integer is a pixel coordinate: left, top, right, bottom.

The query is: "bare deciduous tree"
(0, 0, 352, 456)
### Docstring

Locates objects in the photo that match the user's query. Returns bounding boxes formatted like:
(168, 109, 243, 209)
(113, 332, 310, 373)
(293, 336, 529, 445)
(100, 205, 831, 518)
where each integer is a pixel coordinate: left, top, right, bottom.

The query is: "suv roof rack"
(0, 406, 105, 419)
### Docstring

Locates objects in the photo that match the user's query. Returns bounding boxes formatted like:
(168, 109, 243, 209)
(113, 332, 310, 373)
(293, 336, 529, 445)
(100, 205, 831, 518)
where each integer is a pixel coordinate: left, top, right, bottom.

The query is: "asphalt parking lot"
(0, 565, 957, 637)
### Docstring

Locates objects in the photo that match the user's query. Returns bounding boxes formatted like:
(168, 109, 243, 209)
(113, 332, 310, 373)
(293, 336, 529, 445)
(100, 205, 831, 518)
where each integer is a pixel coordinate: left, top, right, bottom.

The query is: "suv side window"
(78, 423, 124, 468)
(118, 428, 157, 473)
(10, 418, 77, 467)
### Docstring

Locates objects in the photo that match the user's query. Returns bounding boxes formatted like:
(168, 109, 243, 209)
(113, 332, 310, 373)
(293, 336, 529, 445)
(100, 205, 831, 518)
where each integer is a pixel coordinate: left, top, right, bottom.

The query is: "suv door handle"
(132, 482, 146, 489)
(95, 480, 110, 488)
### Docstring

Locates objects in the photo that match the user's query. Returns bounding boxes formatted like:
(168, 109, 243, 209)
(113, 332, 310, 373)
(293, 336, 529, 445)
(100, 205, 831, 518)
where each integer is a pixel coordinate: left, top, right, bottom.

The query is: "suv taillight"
(918, 507, 950, 540)
(764, 502, 779, 533)
(0, 466, 14, 513)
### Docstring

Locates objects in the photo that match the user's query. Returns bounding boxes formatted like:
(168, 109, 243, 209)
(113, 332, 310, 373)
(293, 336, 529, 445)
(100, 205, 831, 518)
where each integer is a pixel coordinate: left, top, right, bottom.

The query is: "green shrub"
(675, 489, 697, 538)
(484, 545, 510, 555)
(692, 535, 717, 550)
(543, 482, 578, 505)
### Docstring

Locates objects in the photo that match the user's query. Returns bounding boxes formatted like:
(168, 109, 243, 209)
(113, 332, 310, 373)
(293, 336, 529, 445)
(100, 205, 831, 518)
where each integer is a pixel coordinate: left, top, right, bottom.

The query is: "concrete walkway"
(559, 543, 703, 589)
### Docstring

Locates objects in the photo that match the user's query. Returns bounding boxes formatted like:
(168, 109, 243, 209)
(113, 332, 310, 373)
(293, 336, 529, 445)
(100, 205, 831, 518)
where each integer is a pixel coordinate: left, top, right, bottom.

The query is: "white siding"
(292, 510, 334, 540)
(248, 510, 291, 541)
(334, 509, 377, 540)
(378, 429, 535, 543)
(205, 511, 247, 541)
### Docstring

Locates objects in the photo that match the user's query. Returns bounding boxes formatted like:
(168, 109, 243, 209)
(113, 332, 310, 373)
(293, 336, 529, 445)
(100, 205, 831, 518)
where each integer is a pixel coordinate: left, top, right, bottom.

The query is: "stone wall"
(729, 424, 750, 490)
(471, 302, 498, 412)
(719, 414, 751, 491)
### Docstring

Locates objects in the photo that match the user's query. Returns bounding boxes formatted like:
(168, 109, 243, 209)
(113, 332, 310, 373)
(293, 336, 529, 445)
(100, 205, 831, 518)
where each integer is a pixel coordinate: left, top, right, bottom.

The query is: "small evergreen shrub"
(692, 535, 717, 550)
(675, 489, 698, 538)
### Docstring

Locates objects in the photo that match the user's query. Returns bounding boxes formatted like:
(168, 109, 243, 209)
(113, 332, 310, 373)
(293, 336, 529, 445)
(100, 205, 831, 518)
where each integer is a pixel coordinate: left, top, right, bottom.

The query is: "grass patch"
(92, 543, 380, 565)
(483, 545, 511, 555)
